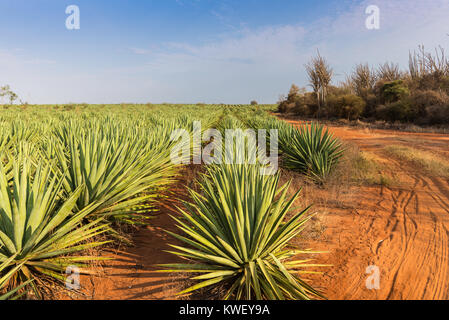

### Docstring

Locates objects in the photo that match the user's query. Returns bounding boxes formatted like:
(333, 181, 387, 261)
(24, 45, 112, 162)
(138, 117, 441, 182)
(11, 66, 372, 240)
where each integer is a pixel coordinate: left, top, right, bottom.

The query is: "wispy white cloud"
(131, 0, 449, 103)
(129, 47, 151, 55)
(175, 0, 202, 7)
(22, 58, 56, 65)
(2, 0, 449, 104)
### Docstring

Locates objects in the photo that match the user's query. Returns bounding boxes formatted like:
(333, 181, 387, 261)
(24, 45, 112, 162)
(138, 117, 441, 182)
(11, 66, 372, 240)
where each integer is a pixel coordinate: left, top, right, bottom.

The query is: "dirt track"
(63, 122, 449, 300)
(285, 121, 449, 300)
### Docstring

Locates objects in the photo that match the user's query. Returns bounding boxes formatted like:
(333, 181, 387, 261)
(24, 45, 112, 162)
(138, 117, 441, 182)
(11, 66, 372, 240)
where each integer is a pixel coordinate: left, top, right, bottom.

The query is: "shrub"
(278, 85, 308, 114)
(375, 90, 449, 124)
(160, 164, 324, 300)
(381, 80, 410, 103)
(327, 94, 366, 120)
(351, 64, 377, 99)
(409, 90, 449, 122)
(377, 62, 402, 82)
(250, 100, 258, 105)
(327, 85, 353, 97)
(293, 101, 311, 117)
(412, 90, 448, 107)
(417, 73, 449, 92)
(427, 104, 449, 124)
(292, 92, 319, 117)
(278, 101, 295, 113)
(376, 99, 414, 122)
(363, 93, 379, 117)
(287, 84, 301, 102)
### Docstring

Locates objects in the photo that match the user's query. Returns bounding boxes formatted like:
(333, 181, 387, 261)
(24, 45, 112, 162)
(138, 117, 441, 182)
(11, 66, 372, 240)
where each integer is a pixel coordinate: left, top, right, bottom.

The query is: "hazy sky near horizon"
(0, 0, 448, 104)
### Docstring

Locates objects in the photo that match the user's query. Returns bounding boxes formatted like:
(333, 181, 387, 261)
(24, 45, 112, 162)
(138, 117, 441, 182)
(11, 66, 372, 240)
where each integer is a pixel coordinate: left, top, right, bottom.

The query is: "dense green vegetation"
(279, 45, 449, 125)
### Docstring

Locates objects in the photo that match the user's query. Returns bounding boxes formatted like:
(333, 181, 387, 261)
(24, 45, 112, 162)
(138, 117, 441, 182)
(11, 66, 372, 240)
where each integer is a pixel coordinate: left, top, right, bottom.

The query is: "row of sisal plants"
(0, 105, 220, 299)
(161, 109, 343, 300)
(0, 104, 342, 300)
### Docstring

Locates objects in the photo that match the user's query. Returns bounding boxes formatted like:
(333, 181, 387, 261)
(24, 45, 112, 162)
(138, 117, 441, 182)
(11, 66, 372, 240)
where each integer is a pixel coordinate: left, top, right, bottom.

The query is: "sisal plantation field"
(0, 104, 345, 300)
(2, 0, 449, 308)
(2, 104, 448, 300)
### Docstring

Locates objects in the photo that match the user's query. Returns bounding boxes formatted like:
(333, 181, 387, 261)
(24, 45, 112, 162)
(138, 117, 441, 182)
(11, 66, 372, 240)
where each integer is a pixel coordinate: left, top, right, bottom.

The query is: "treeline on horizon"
(278, 45, 449, 125)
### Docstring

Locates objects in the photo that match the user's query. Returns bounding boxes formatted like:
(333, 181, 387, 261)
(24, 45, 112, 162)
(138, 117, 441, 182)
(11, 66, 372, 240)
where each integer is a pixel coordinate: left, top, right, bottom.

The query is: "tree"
(351, 63, 377, 99)
(377, 62, 402, 81)
(0, 85, 19, 104)
(287, 84, 300, 102)
(409, 45, 449, 80)
(305, 51, 333, 117)
(381, 80, 410, 103)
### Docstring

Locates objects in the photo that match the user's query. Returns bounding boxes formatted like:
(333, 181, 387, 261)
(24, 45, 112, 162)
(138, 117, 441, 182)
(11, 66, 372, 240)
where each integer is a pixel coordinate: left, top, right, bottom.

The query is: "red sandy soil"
(56, 120, 449, 300)
(55, 167, 201, 300)
(284, 119, 449, 300)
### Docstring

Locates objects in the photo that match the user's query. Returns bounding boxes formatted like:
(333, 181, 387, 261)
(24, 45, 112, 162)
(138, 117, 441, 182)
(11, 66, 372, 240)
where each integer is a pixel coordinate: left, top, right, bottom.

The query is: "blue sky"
(0, 0, 448, 104)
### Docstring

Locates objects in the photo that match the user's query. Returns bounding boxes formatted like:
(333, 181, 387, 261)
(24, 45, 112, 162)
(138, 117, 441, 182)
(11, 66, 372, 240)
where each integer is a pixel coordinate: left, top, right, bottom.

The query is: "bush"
(327, 94, 366, 120)
(327, 85, 353, 96)
(415, 73, 449, 92)
(427, 104, 449, 124)
(380, 80, 410, 103)
(293, 101, 311, 117)
(376, 99, 414, 122)
(250, 100, 258, 105)
(278, 101, 295, 113)
(278, 85, 309, 114)
(363, 93, 378, 118)
(292, 92, 319, 117)
(412, 90, 448, 107)
(409, 90, 449, 121)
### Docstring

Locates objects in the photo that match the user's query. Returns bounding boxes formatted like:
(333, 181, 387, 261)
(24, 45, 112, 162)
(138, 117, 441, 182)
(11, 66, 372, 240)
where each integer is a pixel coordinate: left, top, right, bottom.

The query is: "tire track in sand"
(347, 132, 449, 299)
(283, 119, 449, 300)
(376, 162, 449, 300)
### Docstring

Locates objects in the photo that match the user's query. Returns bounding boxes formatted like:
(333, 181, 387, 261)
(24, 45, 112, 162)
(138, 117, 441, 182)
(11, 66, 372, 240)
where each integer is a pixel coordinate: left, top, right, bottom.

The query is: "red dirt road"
(285, 120, 449, 300)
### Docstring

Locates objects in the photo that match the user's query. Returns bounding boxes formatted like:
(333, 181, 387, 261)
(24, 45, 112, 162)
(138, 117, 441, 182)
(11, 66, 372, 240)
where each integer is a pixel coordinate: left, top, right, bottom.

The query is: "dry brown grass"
(278, 141, 396, 241)
(346, 147, 394, 187)
(385, 145, 449, 178)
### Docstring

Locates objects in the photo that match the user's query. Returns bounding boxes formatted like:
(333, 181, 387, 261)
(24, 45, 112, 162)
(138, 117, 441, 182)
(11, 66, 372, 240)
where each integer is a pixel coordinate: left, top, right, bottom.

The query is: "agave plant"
(160, 164, 325, 300)
(0, 255, 32, 300)
(278, 122, 343, 183)
(53, 123, 177, 224)
(0, 157, 110, 298)
(217, 115, 246, 134)
(245, 117, 344, 183)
